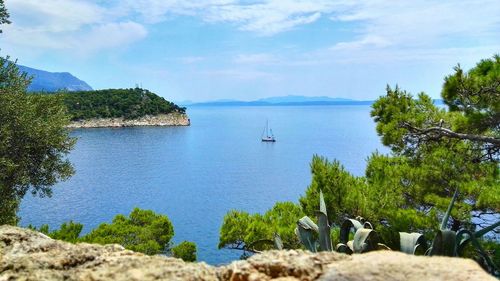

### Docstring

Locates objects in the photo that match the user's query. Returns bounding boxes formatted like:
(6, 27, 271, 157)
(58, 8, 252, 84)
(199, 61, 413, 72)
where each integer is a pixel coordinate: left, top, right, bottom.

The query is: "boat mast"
(266, 119, 269, 137)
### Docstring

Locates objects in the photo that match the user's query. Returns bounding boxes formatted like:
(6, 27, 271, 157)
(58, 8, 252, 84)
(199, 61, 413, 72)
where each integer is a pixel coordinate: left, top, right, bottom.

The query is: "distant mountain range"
(180, 95, 445, 107)
(18, 65, 92, 92)
(257, 95, 354, 103)
(183, 95, 374, 106)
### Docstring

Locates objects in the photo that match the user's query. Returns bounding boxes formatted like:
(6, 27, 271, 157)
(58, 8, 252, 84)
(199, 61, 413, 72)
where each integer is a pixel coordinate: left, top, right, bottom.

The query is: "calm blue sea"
(19, 105, 387, 265)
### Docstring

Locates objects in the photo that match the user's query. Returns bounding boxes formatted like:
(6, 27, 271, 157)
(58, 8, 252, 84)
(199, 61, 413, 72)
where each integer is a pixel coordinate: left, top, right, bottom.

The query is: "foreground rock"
(0, 226, 495, 281)
(66, 113, 190, 128)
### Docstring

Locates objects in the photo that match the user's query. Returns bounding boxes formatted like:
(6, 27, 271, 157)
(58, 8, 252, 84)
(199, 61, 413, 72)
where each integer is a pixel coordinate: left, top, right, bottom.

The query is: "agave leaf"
(347, 240, 354, 252)
(456, 229, 499, 275)
(363, 221, 374, 229)
(340, 219, 363, 244)
(456, 221, 500, 258)
(274, 233, 283, 250)
(377, 243, 392, 250)
(456, 229, 472, 256)
(429, 230, 457, 256)
(336, 243, 353, 254)
(399, 232, 426, 255)
(319, 190, 327, 217)
(297, 216, 318, 252)
(298, 216, 319, 231)
(440, 187, 459, 230)
(317, 190, 332, 251)
(473, 220, 500, 239)
(352, 228, 379, 253)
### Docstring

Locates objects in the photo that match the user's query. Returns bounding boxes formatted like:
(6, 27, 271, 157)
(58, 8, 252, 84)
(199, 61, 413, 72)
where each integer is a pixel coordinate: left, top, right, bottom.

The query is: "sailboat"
(261, 120, 276, 142)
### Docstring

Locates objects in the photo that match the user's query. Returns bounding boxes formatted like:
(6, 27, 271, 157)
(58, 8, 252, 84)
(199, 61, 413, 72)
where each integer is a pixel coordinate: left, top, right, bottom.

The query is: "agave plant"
(295, 188, 500, 276)
(426, 187, 500, 276)
(296, 190, 387, 254)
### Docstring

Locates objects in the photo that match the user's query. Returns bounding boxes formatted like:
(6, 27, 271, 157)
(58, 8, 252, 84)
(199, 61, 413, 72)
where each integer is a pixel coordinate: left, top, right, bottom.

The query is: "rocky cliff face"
(0, 225, 494, 281)
(18, 65, 93, 92)
(66, 113, 190, 128)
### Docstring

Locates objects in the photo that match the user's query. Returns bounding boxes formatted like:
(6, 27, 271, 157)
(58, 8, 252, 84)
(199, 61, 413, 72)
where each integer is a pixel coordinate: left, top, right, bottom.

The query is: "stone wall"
(0, 226, 495, 281)
(66, 113, 190, 128)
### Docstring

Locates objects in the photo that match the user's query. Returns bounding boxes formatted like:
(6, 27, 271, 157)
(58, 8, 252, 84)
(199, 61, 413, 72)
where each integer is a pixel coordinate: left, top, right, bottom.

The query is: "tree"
(29, 208, 179, 256)
(57, 88, 186, 121)
(82, 208, 175, 255)
(299, 155, 368, 226)
(29, 221, 83, 243)
(278, 56, 499, 250)
(219, 56, 499, 259)
(0, 0, 10, 33)
(219, 201, 303, 257)
(370, 56, 499, 231)
(172, 241, 197, 262)
(0, 57, 75, 225)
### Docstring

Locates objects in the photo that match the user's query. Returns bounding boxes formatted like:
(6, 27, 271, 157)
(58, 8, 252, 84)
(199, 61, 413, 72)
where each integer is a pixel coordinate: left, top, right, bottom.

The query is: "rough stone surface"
(0, 226, 495, 281)
(66, 113, 190, 128)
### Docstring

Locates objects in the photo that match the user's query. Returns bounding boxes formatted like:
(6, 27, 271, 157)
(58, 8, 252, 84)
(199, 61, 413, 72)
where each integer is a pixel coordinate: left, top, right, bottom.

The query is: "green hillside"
(41, 88, 185, 121)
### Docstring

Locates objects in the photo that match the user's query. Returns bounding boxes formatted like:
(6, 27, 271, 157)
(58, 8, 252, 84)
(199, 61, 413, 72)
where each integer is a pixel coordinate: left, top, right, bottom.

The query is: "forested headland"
(37, 88, 186, 121)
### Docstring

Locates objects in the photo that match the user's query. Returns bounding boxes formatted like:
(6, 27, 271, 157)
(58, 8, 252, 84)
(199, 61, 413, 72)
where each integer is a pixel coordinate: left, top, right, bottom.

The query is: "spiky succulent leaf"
(336, 243, 352, 254)
(317, 190, 332, 251)
(352, 228, 380, 253)
(363, 221, 374, 229)
(340, 219, 363, 244)
(274, 233, 283, 250)
(456, 229, 499, 275)
(440, 187, 459, 230)
(429, 230, 457, 256)
(296, 216, 318, 252)
(399, 232, 426, 255)
(473, 220, 500, 239)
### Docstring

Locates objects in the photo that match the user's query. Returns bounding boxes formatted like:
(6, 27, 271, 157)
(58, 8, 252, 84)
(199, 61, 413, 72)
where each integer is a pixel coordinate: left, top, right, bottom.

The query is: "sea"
(19, 105, 387, 265)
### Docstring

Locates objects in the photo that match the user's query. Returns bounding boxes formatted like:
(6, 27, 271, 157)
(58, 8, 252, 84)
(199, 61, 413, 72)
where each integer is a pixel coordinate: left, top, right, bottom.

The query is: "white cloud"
(118, 0, 348, 35)
(201, 69, 279, 80)
(6, 0, 105, 32)
(233, 53, 278, 64)
(78, 22, 148, 53)
(1, 0, 147, 54)
(330, 35, 391, 51)
(330, 1, 500, 48)
(2, 0, 499, 65)
(2, 21, 147, 55)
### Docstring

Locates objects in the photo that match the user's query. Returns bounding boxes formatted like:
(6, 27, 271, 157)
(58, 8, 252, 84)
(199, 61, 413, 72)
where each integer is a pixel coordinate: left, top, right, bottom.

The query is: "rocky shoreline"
(66, 113, 190, 128)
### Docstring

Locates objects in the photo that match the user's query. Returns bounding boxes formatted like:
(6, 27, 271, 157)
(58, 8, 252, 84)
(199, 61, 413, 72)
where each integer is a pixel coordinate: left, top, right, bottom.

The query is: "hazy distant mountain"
(257, 95, 353, 104)
(189, 95, 373, 106)
(18, 65, 92, 92)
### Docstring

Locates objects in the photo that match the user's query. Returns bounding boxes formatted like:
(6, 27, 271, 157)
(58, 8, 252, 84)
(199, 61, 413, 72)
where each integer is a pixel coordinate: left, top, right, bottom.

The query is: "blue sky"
(1, 0, 499, 102)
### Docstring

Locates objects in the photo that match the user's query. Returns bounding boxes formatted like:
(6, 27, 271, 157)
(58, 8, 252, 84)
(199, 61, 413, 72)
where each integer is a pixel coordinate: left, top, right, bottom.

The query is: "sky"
(1, 0, 499, 102)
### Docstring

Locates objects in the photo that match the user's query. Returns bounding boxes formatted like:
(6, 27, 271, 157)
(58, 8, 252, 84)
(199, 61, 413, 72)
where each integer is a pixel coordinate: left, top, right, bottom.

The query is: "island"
(42, 88, 190, 128)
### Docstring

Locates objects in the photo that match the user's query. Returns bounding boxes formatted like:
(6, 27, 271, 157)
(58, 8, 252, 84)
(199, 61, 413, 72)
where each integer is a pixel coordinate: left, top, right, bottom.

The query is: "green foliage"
(28, 208, 178, 256)
(29, 221, 83, 243)
(82, 208, 174, 255)
(42, 88, 186, 121)
(442, 55, 499, 134)
(172, 241, 197, 262)
(298, 191, 498, 276)
(299, 155, 368, 226)
(0, 0, 10, 33)
(479, 240, 500, 272)
(0, 57, 75, 225)
(220, 56, 500, 273)
(219, 202, 303, 256)
(369, 56, 499, 233)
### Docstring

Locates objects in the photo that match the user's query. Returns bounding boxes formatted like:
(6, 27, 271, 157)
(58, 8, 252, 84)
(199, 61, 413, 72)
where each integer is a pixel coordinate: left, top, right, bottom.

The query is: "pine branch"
(400, 122, 500, 147)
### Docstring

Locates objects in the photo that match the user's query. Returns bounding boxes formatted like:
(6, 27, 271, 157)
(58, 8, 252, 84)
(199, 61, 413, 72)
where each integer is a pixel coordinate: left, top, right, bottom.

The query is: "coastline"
(66, 113, 190, 128)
